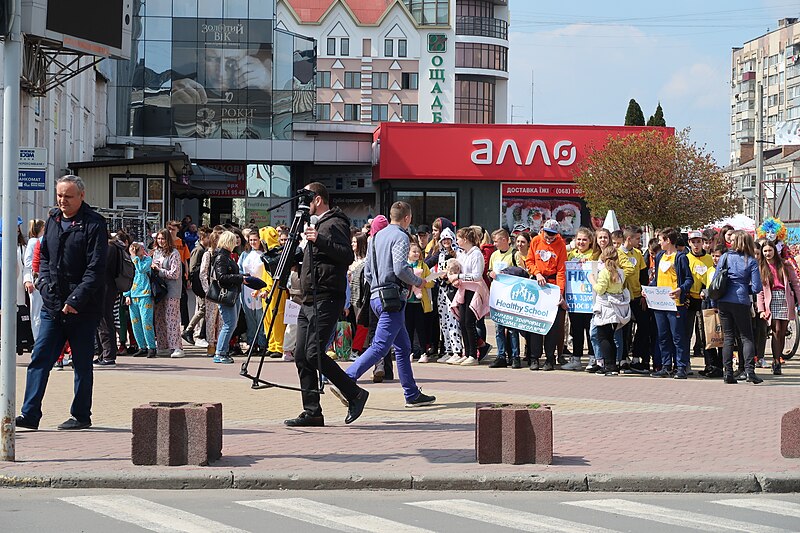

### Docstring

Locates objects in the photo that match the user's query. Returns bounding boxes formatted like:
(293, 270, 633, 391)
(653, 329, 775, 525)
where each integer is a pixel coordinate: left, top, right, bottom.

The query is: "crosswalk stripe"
(236, 498, 435, 533)
(713, 498, 800, 518)
(61, 495, 247, 533)
(407, 499, 621, 533)
(566, 498, 792, 533)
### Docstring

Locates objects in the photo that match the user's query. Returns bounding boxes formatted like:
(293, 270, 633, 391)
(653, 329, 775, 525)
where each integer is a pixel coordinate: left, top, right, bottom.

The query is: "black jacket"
(106, 239, 125, 289)
(300, 207, 354, 303)
(37, 202, 108, 316)
(212, 248, 243, 289)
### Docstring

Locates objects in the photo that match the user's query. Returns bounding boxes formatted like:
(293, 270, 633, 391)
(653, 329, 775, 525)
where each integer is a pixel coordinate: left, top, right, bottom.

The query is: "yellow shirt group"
(618, 246, 646, 299)
(657, 252, 680, 304)
(687, 252, 715, 300)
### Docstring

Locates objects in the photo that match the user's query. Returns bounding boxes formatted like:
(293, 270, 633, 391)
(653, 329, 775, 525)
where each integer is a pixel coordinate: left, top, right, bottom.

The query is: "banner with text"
(489, 274, 561, 335)
(566, 260, 600, 313)
(641, 285, 678, 312)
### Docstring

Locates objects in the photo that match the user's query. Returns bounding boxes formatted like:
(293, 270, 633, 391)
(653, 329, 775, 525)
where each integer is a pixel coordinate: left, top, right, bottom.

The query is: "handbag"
(702, 309, 724, 349)
(706, 253, 729, 300)
(206, 262, 240, 306)
(370, 239, 403, 312)
(149, 270, 168, 303)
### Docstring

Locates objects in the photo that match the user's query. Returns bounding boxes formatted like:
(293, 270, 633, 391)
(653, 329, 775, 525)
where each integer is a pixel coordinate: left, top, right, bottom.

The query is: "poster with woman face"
(500, 183, 589, 238)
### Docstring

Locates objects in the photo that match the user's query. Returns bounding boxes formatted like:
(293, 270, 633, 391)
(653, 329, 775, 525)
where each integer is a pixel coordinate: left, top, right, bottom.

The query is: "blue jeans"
(242, 304, 267, 349)
(346, 298, 421, 401)
(590, 322, 624, 364)
(22, 310, 100, 424)
(216, 300, 242, 356)
(495, 323, 520, 358)
(653, 308, 689, 370)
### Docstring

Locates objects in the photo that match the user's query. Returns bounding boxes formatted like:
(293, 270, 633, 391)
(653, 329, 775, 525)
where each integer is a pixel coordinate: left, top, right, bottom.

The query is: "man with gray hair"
(16, 175, 108, 431)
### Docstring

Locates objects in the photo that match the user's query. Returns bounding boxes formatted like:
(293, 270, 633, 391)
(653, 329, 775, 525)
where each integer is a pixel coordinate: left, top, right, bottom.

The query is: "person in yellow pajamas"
(258, 226, 288, 358)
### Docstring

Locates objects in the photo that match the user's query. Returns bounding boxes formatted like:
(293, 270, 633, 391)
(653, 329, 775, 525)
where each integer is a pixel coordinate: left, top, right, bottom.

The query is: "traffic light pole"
(1, 0, 22, 462)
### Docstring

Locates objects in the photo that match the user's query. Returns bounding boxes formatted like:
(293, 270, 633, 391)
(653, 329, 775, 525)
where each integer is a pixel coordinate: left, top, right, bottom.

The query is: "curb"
(1, 471, 799, 492)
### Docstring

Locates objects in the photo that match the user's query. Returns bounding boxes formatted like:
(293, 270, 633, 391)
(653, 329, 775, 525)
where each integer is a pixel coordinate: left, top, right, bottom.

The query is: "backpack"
(190, 247, 206, 298)
(114, 244, 135, 292)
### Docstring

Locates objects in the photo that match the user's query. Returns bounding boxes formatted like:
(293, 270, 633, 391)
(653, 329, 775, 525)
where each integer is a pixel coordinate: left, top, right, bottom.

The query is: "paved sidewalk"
(3, 342, 800, 491)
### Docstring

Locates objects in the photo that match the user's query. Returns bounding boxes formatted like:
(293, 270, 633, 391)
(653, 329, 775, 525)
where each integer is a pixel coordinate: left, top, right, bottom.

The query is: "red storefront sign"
(374, 123, 673, 182)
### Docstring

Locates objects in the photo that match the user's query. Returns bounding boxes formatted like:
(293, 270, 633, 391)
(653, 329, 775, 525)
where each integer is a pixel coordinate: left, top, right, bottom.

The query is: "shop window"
(394, 190, 457, 225)
(344, 71, 361, 89)
(113, 177, 143, 209)
(402, 72, 419, 90)
(344, 104, 361, 121)
(371, 104, 389, 122)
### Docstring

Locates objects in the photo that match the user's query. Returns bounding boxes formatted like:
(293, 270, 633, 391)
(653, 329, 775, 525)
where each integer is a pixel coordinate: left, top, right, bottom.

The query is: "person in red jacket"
(525, 219, 568, 370)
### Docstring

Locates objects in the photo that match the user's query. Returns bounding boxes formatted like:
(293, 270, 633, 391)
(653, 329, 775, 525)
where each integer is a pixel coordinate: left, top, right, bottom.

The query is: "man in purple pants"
(338, 201, 436, 408)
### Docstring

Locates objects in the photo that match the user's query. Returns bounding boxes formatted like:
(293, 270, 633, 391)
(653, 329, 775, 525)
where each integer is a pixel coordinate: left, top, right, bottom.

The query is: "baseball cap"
(687, 230, 702, 240)
(416, 224, 431, 234)
(542, 219, 559, 234)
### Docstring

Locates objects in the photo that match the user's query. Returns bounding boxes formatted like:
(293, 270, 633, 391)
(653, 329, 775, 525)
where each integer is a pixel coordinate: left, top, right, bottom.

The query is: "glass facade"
(113, 0, 315, 140)
(403, 0, 450, 26)
(455, 42, 508, 71)
(455, 76, 495, 124)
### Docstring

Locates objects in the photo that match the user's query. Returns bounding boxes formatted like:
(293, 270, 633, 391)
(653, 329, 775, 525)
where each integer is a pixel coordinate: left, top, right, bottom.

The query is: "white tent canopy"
(714, 214, 756, 231)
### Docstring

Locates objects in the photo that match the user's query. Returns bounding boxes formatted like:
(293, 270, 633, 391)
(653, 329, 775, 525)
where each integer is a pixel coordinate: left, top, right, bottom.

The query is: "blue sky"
(506, 0, 799, 164)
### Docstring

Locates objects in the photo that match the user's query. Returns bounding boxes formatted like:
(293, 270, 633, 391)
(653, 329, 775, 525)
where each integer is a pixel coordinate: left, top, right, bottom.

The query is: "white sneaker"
(418, 354, 430, 363)
(194, 339, 209, 348)
(460, 356, 478, 366)
(282, 352, 294, 362)
(349, 351, 359, 361)
(170, 349, 185, 358)
(437, 354, 451, 363)
(448, 355, 466, 365)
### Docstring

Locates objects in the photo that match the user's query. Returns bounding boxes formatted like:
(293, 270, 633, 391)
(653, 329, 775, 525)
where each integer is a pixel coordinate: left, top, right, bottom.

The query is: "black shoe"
(478, 343, 491, 361)
(746, 372, 763, 384)
(488, 356, 508, 368)
(57, 417, 92, 430)
(132, 349, 147, 357)
(511, 357, 521, 369)
(651, 367, 672, 378)
(180, 330, 195, 345)
(772, 362, 782, 375)
(97, 359, 116, 366)
(674, 368, 688, 380)
(724, 373, 737, 384)
(146, 349, 157, 358)
(92, 358, 102, 365)
(734, 370, 747, 381)
(126, 346, 138, 355)
(557, 355, 567, 366)
(284, 412, 325, 427)
(705, 367, 723, 378)
(585, 363, 601, 374)
(269, 351, 283, 358)
(15, 416, 38, 430)
(529, 359, 540, 371)
(619, 361, 631, 371)
(345, 389, 370, 424)
(405, 391, 436, 408)
(542, 360, 555, 371)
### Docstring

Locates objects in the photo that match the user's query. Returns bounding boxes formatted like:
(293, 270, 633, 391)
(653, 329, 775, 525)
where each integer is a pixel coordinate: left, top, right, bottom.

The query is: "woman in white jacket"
(589, 246, 631, 376)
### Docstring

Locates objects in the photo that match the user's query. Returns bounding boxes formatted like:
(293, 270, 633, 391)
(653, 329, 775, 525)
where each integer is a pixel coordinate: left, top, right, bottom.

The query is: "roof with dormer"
(281, 0, 404, 25)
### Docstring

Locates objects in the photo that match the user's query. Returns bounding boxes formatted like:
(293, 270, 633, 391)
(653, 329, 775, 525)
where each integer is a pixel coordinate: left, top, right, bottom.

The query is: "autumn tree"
(572, 128, 738, 229)
(624, 99, 645, 126)
(647, 102, 666, 126)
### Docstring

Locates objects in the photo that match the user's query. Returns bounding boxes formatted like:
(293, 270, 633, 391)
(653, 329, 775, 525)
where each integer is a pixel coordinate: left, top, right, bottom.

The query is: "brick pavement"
(3, 340, 800, 485)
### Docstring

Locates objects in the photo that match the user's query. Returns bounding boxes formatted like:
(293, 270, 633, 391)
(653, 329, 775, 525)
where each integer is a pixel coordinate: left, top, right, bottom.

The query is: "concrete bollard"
(475, 403, 553, 465)
(781, 408, 800, 458)
(131, 402, 222, 466)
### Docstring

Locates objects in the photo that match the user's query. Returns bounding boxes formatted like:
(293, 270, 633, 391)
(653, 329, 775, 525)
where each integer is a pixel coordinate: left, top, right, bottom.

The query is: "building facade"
(277, 0, 509, 125)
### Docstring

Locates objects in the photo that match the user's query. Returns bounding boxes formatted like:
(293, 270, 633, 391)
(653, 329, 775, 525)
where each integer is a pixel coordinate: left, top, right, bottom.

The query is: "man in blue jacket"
(648, 227, 694, 379)
(16, 175, 108, 431)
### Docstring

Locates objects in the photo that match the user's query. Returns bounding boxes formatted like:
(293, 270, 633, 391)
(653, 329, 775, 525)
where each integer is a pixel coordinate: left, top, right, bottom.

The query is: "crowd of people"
(8, 177, 794, 431)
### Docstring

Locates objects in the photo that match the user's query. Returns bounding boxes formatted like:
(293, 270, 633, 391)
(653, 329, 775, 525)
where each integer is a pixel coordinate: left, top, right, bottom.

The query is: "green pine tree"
(651, 102, 666, 127)
(624, 99, 645, 126)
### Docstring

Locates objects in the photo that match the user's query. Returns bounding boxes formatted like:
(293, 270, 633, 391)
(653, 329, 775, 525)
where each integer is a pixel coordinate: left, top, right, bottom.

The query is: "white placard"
(283, 299, 301, 324)
(641, 285, 678, 312)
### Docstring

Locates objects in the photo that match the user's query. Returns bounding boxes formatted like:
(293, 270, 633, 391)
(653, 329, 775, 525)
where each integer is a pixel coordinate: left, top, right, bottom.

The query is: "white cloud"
(661, 63, 728, 110)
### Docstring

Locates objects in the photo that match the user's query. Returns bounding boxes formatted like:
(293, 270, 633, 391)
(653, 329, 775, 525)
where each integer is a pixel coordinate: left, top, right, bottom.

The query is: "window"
(455, 76, 496, 124)
(401, 72, 419, 90)
(394, 189, 456, 224)
(344, 104, 361, 121)
(405, 0, 449, 25)
(362, 38, 371, 57)
(401, 104, 418, 122)
(316, 103, 331, 120)
(789, 85, 800, 99)
(455, 42, 508, 71)
(344, 71, 361, 89)
(384, 39, 394, 57)
(371, 104, 389, 122)
(372, 72, 389, 89)
(341, 38, 350, 56)
(316, 71, 331, 88)
(768, 94, 779, 107)
(327, 38, 336, 55)
(398, 39, 407, 57)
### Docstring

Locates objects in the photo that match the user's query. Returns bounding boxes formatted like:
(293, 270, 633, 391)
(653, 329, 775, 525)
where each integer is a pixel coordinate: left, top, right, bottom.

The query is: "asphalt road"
(1, 489, 799, 532)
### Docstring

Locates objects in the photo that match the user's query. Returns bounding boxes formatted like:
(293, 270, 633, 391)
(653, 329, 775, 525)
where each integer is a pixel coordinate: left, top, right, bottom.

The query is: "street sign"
(18, 147, 47, 169)
(18, 170, 46, 190)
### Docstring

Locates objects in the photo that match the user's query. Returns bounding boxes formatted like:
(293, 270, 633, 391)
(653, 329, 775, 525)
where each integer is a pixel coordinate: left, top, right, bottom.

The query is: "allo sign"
(471, 139, 577, 167)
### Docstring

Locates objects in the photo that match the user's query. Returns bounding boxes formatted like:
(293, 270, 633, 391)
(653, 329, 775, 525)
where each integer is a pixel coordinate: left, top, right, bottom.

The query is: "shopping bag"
(332, 320, 353, 360)
(702, 309, 723, 349)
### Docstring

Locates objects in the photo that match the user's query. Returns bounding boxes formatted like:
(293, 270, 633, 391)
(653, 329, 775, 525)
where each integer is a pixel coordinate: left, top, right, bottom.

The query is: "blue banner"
(489, 274, 561, 335)
(565, 260, 599, 313)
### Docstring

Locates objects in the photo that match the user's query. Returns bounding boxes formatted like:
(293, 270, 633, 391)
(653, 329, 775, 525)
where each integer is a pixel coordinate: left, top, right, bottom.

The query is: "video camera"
(297, 188, 317, 209)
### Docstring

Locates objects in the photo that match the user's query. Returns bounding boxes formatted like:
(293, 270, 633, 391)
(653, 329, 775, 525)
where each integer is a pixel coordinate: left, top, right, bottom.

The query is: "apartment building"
(277, 0, 509, 125)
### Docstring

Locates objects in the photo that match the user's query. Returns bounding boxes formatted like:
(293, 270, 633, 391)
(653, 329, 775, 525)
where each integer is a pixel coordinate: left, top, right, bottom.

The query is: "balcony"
(456, 16, 509, 40)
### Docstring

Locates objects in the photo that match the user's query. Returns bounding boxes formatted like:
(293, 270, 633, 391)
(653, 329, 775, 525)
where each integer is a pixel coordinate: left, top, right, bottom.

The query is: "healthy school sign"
(489, 274, 561, 335)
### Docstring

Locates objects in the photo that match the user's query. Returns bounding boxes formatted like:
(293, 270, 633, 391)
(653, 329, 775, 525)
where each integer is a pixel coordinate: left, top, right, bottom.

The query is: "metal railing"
(456, 16, 508, 40)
